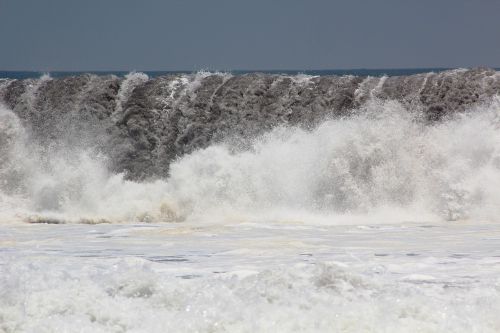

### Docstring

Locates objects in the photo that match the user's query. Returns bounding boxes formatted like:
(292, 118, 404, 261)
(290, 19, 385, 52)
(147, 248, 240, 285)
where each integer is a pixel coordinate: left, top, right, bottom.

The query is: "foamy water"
(2, 97, 500, 224)
(2, 222, 500, 332)
(1, 70, 500, 332)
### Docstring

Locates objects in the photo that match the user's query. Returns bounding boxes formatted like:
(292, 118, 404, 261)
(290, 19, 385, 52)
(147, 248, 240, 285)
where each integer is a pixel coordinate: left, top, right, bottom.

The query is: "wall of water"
(1, 69, 500, 224)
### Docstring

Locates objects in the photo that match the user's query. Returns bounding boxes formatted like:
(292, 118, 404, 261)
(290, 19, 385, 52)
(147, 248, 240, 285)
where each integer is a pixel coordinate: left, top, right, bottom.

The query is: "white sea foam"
(1, 97, 500, 224)
(2, 222, 500, 332)
(2, 87, 500, 332)
(114, 72, 149, 116)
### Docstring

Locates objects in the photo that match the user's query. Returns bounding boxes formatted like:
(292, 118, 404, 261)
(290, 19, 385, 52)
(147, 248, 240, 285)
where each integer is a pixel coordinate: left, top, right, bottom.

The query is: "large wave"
(1, 69, 500, 224)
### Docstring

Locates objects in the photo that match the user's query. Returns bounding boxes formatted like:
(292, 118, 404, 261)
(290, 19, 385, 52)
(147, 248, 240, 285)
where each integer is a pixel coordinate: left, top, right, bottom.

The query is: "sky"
(0, 0, 499, 71)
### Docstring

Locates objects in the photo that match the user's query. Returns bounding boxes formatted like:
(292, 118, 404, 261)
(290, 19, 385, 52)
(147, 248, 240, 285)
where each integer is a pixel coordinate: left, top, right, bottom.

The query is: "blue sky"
(1, 0, 499, 70)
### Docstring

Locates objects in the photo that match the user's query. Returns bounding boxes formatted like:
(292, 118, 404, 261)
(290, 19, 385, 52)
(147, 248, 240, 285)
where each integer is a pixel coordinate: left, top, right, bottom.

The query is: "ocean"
(0, 68, 457, 80)
(1, 68, 500, 332)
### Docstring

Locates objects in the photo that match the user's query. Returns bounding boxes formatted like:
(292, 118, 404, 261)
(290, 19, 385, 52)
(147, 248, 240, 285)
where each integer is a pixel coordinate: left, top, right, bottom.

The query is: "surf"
(1, 69, 500, 225)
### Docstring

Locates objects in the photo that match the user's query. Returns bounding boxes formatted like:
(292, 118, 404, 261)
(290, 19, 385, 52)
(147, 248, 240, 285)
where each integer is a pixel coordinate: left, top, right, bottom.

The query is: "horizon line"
(0, 67, 481, 73)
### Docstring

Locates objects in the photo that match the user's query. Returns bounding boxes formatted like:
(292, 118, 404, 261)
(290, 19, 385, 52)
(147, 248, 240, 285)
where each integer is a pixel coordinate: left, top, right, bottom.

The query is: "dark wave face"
(0, 68, 500, 224)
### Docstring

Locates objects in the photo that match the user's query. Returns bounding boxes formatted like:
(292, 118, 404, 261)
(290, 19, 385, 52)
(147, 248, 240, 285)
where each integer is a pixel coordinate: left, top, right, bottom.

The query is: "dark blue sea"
(0, 68, 473, 79)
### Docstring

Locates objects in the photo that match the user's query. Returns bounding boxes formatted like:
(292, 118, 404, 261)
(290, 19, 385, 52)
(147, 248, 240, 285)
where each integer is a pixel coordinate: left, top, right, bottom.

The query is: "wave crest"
(2, 96, 500, 224)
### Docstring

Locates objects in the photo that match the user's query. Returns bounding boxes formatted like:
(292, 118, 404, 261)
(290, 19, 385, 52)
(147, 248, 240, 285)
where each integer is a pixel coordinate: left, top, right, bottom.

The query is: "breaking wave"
(1, 91, 500, 224)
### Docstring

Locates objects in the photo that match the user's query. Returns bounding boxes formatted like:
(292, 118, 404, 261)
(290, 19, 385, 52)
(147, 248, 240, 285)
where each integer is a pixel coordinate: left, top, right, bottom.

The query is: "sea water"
(1, 69, 500, 332)
(2, 222, 500, 332)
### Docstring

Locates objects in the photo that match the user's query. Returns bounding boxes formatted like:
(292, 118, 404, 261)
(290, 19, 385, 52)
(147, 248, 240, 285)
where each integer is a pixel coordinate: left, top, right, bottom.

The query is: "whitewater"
(1, 69, 500, 332)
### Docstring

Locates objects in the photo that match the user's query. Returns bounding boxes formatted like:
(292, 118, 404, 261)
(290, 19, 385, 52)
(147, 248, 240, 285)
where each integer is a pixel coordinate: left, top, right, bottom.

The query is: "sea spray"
(2, 96, 500, 224)
(2, 71, 500, 332)
(3, 69, 499, 179)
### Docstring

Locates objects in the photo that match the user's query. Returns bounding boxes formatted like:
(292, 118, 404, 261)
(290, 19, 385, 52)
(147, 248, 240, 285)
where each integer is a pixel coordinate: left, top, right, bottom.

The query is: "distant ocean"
(0, 68, 467, 79)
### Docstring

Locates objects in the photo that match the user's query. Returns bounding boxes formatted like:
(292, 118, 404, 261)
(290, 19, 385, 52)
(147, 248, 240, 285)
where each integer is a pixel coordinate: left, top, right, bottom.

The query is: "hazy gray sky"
(1, 0, 499, 71)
